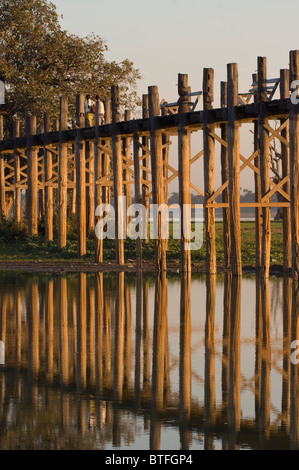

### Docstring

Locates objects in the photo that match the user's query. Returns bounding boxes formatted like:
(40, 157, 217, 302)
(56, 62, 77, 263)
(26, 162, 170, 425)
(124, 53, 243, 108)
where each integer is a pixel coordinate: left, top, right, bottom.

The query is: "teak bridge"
(1, 50, 299, 278)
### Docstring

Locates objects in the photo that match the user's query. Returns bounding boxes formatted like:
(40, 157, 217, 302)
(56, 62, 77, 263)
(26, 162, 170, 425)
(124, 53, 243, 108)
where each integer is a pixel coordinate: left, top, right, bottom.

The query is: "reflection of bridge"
(0, 273, 298, 450)
(1, 51, 299, 277)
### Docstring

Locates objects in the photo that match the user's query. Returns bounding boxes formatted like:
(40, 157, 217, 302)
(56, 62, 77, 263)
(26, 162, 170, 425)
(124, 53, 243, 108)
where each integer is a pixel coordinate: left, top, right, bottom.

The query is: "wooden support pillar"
(178, 73, 191, 273)
(280, 69, 292, 273)
(142, 94, 150, 243)
(38, 123, 45, 222)
(220, 82, 231, 269)
(289, 50, 299, 279)
(161, 106, 170, 203)
(13, 120, 21, 222)
(203, 68, 216, 274)
(0, 116, 5, 222)
(102, 99, 112, 206)
(58, 96, 68, 249)
(253, 73, 262, 271)
(149, 85, 167, 271)
(86, 140, 95, 232)
(75, 94, 86, 257)
(133, 122, 142, 268)
(26, 115, 38, 236)
(258, 57, 271, 279)
(95, 100, 103, 263)
(112, 86, 125, 265)
(227, 63, 242, 276)
(44, 113, 53, 242)
(123, 109, 132, 228)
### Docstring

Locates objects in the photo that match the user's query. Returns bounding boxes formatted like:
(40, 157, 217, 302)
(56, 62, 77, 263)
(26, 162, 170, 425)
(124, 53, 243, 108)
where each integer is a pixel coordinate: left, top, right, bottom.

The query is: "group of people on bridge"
(85, 94, 105, 127)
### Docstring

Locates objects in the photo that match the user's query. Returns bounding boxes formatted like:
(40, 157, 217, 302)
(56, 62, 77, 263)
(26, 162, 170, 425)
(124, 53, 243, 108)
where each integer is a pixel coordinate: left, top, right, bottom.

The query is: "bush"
(0, 219, 28, 241)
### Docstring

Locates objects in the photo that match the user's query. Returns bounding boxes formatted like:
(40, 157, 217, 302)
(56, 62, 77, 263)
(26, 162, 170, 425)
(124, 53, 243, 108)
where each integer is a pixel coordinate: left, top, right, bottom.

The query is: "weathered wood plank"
(258, 57, 271, 279)
(203, 68, 216, 274)
(227, 63, 242, 276)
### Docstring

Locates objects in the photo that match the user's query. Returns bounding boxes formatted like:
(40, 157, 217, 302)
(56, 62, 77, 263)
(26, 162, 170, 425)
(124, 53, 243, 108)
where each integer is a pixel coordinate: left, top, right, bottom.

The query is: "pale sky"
(52, 0, 299, 106)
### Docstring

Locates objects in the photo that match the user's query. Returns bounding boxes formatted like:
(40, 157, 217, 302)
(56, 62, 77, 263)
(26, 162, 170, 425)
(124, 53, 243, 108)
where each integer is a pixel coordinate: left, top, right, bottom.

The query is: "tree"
(0, 0, 142, 129)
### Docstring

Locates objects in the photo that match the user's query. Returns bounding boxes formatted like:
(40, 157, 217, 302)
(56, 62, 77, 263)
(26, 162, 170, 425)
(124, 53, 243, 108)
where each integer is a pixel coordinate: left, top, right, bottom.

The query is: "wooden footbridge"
(1, 51, 299, 277)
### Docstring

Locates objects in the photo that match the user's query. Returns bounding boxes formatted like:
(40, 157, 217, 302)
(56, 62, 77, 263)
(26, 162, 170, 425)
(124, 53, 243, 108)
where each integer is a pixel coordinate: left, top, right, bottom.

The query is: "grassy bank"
(0, 219, 284, 267)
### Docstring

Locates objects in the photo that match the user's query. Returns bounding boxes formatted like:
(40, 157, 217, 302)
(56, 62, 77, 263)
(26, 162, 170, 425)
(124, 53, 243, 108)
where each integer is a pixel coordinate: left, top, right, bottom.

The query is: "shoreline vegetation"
(0, 219, 287, 276)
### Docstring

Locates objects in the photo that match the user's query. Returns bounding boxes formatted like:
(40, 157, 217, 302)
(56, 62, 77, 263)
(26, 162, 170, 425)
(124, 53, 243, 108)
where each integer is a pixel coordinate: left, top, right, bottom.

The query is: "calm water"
(0, 270, 298, 450)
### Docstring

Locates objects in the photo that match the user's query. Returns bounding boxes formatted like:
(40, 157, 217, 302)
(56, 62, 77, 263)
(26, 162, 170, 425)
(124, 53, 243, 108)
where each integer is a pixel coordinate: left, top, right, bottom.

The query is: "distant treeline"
(168, 189, 279, 219)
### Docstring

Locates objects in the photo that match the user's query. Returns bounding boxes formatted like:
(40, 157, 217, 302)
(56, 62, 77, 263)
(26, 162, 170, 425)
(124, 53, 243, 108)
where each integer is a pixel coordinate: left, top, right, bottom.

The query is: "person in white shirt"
(95, 95, 105, 125)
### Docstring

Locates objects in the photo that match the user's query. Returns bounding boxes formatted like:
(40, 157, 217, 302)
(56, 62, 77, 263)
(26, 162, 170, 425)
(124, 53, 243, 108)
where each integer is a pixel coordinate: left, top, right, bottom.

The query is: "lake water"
(0, 270, 298, 450)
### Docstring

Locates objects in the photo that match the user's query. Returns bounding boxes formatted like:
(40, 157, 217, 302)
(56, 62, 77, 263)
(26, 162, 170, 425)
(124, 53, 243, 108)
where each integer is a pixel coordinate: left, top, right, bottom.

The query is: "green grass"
(0, 219, 284, 266)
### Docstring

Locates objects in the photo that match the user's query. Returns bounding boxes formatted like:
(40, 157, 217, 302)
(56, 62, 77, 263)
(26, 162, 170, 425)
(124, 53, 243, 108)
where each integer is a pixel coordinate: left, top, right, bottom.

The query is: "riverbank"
(0, 220, 286, 274)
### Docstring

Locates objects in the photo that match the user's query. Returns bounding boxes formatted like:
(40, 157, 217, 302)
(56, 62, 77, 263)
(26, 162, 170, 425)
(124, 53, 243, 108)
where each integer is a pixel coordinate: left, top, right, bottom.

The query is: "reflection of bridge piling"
(179, 272, 192, 449)
(1, 273, 299, 448)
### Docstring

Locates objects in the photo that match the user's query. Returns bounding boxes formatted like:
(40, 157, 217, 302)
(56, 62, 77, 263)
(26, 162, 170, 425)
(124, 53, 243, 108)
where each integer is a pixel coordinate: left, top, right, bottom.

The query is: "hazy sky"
(52, 0, 299, 106)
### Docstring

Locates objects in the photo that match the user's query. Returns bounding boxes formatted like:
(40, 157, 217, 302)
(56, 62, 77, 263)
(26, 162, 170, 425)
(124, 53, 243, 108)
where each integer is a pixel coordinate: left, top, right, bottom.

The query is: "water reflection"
(0, 271, 298, 449)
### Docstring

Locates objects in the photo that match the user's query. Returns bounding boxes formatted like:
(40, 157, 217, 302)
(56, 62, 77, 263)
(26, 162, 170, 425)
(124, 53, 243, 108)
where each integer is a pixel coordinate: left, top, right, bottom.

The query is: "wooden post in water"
(44, 112, 53, 242)
(149, 85, 167, 271)
(26, 115, 38, 236)
(258, 57, 271, 279)
(227, 63, 242, 276)
(13, 120, 21, 222)
(76, 94, 86, 257)
(253, 73, 262, 271)
(220, 82, 231, 269)
(178, 73, 191, 273)
(58, 96, 68, 249)
(280, 69, 292, 273)
(0, 116, 5, 222)
(112, 86, 125, 265)
(289, 50, 299, 280)
(203, 68, 216, 274)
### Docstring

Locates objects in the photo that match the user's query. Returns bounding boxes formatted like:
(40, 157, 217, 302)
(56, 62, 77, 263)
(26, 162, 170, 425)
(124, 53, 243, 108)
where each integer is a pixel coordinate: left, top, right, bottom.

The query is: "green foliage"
(0, 218, 28, 241)
(0, 0, 142, 128)
(0, 220, 284, 267)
